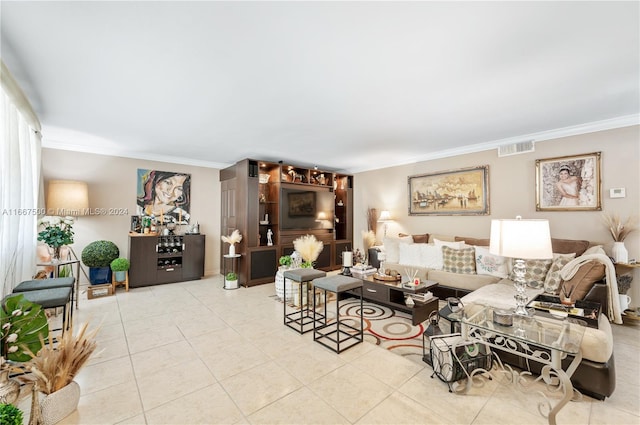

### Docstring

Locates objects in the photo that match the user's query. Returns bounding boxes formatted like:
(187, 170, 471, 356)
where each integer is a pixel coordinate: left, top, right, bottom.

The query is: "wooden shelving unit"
(220, 159, 353, 287)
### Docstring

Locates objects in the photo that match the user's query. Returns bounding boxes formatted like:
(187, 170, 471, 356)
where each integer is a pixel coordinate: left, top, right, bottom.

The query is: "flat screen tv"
(281, 187, 334, 230)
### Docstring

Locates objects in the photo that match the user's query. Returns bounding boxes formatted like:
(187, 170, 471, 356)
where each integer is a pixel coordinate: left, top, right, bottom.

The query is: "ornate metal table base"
(458, 307, 587, 425)
(452, 351, 582, 425)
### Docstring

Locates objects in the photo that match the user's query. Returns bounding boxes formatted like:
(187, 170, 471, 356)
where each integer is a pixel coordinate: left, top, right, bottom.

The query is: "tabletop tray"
(373, 273, 401, 282)
(527, 294, 601, 328)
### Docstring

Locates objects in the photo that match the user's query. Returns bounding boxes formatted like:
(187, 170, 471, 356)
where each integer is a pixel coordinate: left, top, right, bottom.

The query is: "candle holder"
(342, 251, 353, 276)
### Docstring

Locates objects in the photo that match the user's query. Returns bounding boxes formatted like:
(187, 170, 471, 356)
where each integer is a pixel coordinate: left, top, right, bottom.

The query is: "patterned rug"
(273, 294, 431, 365)
(337, 299, 426, 365)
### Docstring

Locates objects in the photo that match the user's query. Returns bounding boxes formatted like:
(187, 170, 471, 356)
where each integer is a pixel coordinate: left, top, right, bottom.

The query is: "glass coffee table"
(458, 305, 587, 425)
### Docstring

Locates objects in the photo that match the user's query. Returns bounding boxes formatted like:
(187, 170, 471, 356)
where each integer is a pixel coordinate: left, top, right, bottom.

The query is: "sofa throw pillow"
(442, 246, 476, 274)
(509, 259, 553, 289)
(455, 236, 490, 247)
(474, 246, 508, 278)
(420, 244, 443, 270)
(399, 233, 430, 244)
(543, 254, 576, 294)
(434, 238, 465, 268)
(398, 243, 422, 267)
(383, 235, 413, 263)
(562, 260, 606, 300)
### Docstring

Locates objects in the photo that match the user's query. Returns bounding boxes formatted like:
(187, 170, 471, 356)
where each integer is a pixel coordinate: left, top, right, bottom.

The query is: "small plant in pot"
(0, 403, 23, 425)
(81, 240, 119, 285)
(278, 255, 292, 270)
(224, 272, 239, 290)
(110, 258, 130, 283)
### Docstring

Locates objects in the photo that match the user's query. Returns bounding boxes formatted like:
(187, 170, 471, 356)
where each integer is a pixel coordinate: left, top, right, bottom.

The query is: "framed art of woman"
(137, 169, 191, 224)
(535, 151, 601, 211)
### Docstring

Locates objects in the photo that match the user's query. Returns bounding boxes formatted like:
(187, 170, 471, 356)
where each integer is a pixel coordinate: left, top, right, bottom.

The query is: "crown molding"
(41, 126, 230, 169)
(348, 114, 640, 173)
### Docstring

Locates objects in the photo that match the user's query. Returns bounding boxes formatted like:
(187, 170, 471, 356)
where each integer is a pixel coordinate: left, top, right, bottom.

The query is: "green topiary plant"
(81, 241, 119, 268)
(279, 255, 292, 267)
(225, 272, 237, 281)
(0, 403, 24, 425)
(110, 258, 130, 272)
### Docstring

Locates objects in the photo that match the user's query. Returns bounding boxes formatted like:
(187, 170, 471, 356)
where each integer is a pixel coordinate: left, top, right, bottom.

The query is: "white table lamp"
(490, 217, 553, 315)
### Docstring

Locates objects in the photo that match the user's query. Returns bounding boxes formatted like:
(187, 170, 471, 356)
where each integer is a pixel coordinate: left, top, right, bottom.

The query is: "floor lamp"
(489, 217, 553, 316)
(47, 180, 91, 283)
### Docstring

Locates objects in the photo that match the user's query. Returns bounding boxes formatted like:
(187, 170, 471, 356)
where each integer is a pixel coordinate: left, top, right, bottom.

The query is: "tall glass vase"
(49, 246, 62, 263)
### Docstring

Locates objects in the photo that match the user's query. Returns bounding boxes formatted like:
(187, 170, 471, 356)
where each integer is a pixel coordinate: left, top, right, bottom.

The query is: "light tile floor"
(18, 275, 640, 424)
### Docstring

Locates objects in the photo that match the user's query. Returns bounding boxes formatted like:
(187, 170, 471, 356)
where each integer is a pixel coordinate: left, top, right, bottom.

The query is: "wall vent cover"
(498, 140, 535, 157)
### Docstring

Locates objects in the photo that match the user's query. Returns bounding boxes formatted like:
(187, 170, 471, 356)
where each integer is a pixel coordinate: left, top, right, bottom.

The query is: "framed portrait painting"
(408, 165, 490, 215)
(535, 152, 602, 211)
(137, 169, 192, 224)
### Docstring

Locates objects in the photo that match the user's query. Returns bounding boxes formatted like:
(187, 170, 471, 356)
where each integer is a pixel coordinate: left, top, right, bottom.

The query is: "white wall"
(353, 126, 640, 309)
(41, 149, 220, 281)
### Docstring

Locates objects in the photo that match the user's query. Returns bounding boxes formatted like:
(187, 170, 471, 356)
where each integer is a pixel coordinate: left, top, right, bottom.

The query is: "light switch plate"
(609, 188, 626, 198)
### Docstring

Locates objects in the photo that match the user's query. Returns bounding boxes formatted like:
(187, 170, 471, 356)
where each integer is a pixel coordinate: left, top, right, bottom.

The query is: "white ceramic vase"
(228, 244, 236, 256)
(611, 241, 628, 264)
(40, 380, 81, 425)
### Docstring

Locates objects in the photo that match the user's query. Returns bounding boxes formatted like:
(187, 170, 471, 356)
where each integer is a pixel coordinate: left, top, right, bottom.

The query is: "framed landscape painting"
(535, 152, 602, 211)
(408, 165, 489, 215)
(288, 191, 316, 216)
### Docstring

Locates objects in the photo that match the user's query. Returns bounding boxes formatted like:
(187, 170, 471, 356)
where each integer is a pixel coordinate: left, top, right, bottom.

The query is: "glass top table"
(459, 305, 588, 425)
(462, 305, 586, 358)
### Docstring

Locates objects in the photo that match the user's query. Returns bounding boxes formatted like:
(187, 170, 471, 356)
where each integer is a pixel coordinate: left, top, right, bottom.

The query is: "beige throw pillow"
(509, 258, 553, 289)
(562, 260, 606, 300)
(442, 246, 476, 274)
(543, 254, 576, 294)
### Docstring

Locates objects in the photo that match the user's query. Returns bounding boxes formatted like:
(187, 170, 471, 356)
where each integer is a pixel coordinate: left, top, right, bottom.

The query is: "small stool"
(7, 286, 73, 334)
(283, 268, 327, 334)
(313, 275, 364, 353)
(13, 277, 75, 328)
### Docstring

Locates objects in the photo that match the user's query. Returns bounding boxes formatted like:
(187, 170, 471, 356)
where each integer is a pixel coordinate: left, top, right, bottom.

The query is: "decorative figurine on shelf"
(267, 228, 273, 246)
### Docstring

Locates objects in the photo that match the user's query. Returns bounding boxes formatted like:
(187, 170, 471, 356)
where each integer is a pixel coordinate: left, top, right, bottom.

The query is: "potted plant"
(278, 255, 292, 270)
(0, 403, 23, 425)
(110, 258, 130, 283)
(224, 272, 239, 290)
(81, 240, 119, 284)
(37, 216, 74, 262)
(25, 322, 99, 425)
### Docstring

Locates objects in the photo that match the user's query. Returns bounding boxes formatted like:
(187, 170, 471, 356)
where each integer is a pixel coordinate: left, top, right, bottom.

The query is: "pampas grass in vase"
(293, 234, 323, 268)
(602, 212, 637, 263)
(26, 322, 100, 395)
(602, 212, 638, 242)
(221, 229, 243, 256)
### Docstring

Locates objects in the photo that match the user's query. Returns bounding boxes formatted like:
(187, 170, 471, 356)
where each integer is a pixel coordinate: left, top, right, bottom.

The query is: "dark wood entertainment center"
(220, 159, 353, 287)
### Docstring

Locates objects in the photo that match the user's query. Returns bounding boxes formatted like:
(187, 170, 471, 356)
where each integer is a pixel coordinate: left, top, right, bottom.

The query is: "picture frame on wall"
(288, 191, 316, 216)
(535, 151, 602, 211)
(408, 165, 490, 216)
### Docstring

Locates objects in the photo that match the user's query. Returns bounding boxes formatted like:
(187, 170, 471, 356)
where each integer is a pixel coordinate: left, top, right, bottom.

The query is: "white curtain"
(1, 61, 42, 297)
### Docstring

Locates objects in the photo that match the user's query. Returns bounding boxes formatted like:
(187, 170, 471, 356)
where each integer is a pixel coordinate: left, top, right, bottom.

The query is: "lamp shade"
(47, 180, 89, 216)
(489, 218, 553, 259)
(378, 210, 392, 222)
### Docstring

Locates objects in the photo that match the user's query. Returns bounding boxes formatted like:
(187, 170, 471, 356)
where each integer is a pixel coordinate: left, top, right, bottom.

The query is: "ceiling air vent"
(498, 140, 535, 157)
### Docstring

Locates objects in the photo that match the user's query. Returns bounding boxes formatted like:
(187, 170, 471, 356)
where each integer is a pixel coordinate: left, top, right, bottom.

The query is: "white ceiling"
(2, 1, 638, 173)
